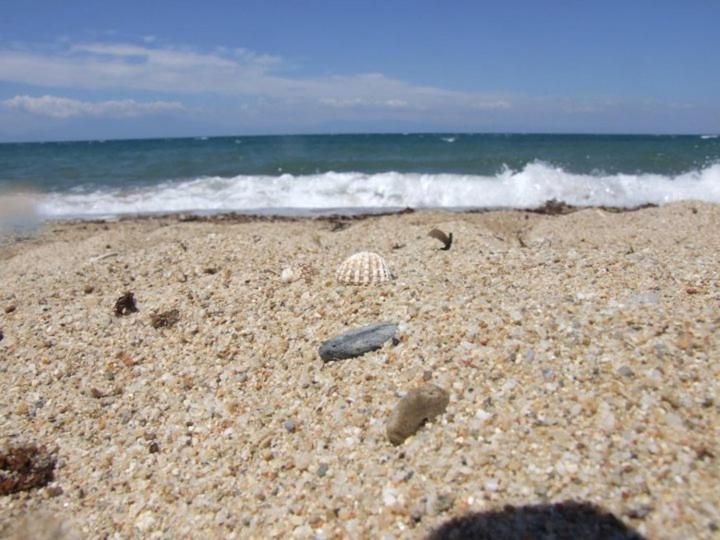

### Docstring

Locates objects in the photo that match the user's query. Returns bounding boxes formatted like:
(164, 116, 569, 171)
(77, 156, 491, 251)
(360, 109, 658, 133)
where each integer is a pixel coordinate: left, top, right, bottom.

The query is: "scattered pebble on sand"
(1, 204, 719, 538)
(319, 322, 398, 361)
(386, 384, 450, 445)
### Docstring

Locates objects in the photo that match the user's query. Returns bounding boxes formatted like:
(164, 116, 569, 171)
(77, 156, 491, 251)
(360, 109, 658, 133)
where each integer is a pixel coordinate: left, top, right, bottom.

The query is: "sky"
(0, 0, 718, 141)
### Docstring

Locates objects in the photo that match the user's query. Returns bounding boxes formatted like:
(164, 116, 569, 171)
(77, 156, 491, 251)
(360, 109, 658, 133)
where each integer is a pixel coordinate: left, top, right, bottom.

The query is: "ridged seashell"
(336, 252, 393, 285)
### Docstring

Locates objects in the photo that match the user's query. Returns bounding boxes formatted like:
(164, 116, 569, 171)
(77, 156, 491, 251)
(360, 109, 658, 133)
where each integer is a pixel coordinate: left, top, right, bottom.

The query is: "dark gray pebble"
(319, 322, 398, 361)
(317, 463, 329, 477)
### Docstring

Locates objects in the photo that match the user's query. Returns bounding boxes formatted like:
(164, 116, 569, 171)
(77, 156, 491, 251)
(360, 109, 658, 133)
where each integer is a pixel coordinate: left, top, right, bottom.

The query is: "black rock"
(319, 322, 398, 361)
(427, 501, 646, 540)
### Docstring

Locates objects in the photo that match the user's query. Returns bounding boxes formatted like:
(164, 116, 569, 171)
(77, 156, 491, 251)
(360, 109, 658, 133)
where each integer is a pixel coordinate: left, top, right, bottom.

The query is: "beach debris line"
(0, 445, 57, 495)
(328, 219, 351, 232)
(319, 322, 398, 361)
(426, 501, 646, 540)
(336, 251, 393, 285)
(386, 384, 449, 445)
(428, 228, 453, 250)
(530, 198, 577, 215)
(114, 292, 138, 316)
(150, 309, 180, 329)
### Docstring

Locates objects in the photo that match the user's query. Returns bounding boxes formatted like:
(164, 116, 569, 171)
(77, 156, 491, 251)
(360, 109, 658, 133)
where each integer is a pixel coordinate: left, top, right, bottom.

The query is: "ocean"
(1, 133, 719, 221)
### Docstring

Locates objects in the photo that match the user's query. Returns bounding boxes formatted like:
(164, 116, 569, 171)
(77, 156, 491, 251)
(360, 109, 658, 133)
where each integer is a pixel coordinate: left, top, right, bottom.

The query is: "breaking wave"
(14, 161, 720, 219)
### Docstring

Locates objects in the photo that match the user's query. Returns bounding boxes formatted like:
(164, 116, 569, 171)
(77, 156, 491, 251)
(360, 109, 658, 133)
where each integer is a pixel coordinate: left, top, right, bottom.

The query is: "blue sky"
(0, 0, 718, 141)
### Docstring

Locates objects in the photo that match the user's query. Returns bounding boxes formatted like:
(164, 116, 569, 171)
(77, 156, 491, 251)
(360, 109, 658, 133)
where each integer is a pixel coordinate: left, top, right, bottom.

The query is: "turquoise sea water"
(0, 133, 719, 219)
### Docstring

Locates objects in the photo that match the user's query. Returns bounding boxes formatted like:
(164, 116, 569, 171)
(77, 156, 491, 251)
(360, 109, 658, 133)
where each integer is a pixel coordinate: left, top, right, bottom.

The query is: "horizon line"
(1, 130, 716, 145)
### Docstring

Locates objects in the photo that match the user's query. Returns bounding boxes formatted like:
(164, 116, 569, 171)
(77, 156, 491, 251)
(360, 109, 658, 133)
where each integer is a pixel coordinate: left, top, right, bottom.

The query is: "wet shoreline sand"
(1, 202, 718, 538)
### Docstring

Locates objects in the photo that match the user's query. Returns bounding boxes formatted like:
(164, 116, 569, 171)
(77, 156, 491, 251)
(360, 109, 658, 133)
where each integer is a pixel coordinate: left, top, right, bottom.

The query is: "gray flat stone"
(319, 322, 398, 361)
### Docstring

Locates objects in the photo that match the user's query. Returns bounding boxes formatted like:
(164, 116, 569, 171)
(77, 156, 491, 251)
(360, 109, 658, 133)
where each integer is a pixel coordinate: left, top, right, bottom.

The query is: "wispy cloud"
(3, 94, 185, 118)
(319, 97, 411, 109)
(0, 41, 511, 112)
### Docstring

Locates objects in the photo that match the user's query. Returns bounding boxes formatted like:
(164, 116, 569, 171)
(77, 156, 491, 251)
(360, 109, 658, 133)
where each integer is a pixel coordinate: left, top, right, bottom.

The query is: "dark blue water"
(1, 133, 718, 192)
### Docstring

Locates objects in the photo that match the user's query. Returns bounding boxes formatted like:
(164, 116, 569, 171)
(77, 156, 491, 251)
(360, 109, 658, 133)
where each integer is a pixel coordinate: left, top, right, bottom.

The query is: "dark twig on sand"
(428, 229, 453, 250)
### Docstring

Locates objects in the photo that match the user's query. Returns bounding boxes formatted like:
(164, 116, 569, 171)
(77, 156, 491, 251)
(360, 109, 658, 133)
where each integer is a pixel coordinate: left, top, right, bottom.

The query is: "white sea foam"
(700, 135, 718, 139)
(18, 161, 720, 219)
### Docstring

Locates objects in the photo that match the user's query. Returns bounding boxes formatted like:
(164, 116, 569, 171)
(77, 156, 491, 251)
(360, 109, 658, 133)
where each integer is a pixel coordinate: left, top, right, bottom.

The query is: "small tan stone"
(386, 384, 449, 445)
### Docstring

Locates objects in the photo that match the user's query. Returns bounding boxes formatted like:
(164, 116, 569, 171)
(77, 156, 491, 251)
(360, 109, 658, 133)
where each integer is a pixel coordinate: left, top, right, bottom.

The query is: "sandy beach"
(1, 202, 718, 539)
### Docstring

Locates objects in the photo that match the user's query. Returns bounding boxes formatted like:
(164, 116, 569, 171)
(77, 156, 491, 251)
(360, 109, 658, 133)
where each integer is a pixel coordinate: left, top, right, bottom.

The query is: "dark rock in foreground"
(426, 501, 645, 540)
(319, 322, 398, 361)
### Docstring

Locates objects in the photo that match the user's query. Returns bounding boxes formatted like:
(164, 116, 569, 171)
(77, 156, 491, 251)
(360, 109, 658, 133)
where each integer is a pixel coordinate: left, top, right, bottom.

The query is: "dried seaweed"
(0, 445, 56, 495)
(150, 309, 180, 329)
(114, 292, 138, 316)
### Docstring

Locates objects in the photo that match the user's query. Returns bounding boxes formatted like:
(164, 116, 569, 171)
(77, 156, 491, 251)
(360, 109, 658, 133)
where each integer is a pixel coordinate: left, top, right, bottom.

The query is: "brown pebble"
(386, 384, 450, 445)
(83, 285, 95, 294)
(148, 442, 160, 454)
(46, 484, 63, 497)
(5, 305, 16, 314)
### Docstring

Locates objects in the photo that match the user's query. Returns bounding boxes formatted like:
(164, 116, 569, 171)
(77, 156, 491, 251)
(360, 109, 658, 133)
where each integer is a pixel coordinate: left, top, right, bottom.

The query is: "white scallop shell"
(336, 251, 393, 285)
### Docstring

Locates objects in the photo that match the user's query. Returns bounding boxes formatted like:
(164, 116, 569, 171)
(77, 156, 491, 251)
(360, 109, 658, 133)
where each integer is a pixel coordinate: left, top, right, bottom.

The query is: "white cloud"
(0, 42, 511, 112)
(383, 99, 410, 109)
(471, 99, 512, 110)
(3, 94, 185, 118)
(319, 97, 411, 109)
